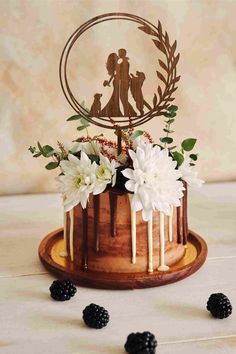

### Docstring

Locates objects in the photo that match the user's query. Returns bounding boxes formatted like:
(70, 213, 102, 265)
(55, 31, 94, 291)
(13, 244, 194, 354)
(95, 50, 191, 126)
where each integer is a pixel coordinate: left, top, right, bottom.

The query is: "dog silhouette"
(90, 93, 102, 117)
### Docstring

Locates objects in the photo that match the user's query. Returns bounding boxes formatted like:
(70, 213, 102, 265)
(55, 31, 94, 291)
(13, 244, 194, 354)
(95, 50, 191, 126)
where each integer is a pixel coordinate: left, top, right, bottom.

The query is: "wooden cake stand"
(39, 229, 207, 290)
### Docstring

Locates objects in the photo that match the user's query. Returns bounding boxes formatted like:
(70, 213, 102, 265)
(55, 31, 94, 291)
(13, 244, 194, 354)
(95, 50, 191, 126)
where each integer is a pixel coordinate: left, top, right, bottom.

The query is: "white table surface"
(0, 182, 236, 354)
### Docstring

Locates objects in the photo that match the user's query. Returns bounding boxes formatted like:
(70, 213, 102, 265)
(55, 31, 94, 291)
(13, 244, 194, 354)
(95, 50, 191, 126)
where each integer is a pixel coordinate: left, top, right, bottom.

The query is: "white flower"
(179, 157, 204, 188)
(122, 143, 184, 221)
(57, 152, 97, 211)
(94, 154, 118, 194)
(69, 141, 101, 155)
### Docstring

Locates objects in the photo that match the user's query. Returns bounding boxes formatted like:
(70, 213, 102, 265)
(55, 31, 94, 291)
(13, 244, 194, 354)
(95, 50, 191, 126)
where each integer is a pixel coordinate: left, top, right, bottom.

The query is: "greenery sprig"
(66, 101, 90, 135)
(160, 105, 178, 149)
(28, 141, 67, 170)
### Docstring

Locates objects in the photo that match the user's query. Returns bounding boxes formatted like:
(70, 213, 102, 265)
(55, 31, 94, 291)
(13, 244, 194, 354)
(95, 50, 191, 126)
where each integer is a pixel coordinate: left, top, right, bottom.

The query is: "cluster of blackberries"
(49, 281, 233, 353)
(207, 293, 232, 319)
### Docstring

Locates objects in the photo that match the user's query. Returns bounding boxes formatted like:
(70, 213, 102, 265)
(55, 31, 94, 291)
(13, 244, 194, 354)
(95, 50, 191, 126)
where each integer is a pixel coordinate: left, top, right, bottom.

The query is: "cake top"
(29, 13, 204, 221)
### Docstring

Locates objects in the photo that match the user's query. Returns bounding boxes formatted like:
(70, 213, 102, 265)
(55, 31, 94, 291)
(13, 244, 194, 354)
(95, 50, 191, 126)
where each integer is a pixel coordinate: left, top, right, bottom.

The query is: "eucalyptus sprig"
(160, 105, 178, 149)
(66, 101, 90, 137)
(172, 138, 198, 167)
(28, 141, 68, 170)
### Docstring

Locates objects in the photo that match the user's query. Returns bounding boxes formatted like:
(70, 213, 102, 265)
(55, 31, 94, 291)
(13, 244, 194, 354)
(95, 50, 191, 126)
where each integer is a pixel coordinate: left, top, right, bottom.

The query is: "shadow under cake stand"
(39, 229, 207, 290)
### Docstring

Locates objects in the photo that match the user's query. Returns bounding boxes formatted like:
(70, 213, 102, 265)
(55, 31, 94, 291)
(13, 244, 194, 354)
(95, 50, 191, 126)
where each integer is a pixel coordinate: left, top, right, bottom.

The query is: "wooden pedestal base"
(39, 229, 207, 290)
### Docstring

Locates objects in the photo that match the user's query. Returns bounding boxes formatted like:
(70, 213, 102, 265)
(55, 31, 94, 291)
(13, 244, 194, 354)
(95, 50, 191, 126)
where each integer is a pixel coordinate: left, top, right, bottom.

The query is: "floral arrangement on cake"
(29, 105, 204, 221)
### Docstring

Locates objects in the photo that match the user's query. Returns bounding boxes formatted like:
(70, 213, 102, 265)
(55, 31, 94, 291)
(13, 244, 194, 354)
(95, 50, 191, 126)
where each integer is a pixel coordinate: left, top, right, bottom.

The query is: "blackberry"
(49, 279, 77, 301)
(125, 331, 157, 354)
(207, 293, 232, 319)
(82, 303, 109, 329)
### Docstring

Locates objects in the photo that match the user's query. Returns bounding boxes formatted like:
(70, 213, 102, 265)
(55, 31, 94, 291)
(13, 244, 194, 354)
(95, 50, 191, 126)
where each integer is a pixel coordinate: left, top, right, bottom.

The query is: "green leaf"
(42, 145, 54, 157)
(172, 151, 184, 166)
(33, 152, 42, 158)
(168, 105, 178, 112)
(165, 119, 175, 124)
(67, 115, 82, 121)
(88, 154, 99, 163)
(77, 125, 88, 131)
(37, 141, 43, 153)
(181, 138, 197, 152)
(190, 153, 198, 161)
(129, 130, 144, 141)
(164, 111, 176, 118)
(160, 137, 173, 144)
(80, 117, 90, 126)
(45, 161, 59, 170)
(190, 163, 196, 166)
(163, 129, 175, 133)
(29, 146, 36, 154)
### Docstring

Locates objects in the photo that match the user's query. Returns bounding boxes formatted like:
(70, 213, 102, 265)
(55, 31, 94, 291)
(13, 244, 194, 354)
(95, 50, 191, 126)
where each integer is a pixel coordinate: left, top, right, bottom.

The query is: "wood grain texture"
(38, 229, 207, 289)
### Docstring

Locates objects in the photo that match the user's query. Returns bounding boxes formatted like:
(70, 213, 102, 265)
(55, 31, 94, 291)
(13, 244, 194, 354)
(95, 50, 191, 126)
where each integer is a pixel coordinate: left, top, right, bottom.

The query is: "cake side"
(63, 190, 187, 273)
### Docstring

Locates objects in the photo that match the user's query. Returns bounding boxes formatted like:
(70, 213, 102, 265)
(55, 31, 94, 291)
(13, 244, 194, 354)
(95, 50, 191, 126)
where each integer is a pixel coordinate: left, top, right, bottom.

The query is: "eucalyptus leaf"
(33, 152, 42, 158)
(37, 141, 43, 153)
(181, 138, 197, 152)
(172, 151, 184, 166)
(80, 117, 90, 126)
(67, 115, 82, 121)
(77, 125, 88, 131)
(129, 130, 144, 141)
(168, 105, 178, 112)
(163, 129, 174, 133)
(164, 111, 176, 118)
(29, 146, 36, 154)
(165, 119, 175, 124)
(160, 137, 173, 144)
(42, 145, 54, 157)
(190, 153, 198, 161)
(45, 161, 59, 170)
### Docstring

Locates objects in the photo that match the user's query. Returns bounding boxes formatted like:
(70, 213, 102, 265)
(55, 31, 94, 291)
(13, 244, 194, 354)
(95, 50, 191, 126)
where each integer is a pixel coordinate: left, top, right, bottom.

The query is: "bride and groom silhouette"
(90, 48, 151, 118)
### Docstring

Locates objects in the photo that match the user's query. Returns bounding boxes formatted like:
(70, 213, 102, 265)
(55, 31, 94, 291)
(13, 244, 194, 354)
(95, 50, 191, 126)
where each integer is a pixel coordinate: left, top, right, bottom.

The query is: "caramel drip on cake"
(93, 195, 100, 252)
(177, 205, 182, 244)
(81, 208, 88, 271)
(69, 209, 74, 261)
(182, 182, 188, 245)
(109, 192, 118, 237)
(60, 212, 68, 257)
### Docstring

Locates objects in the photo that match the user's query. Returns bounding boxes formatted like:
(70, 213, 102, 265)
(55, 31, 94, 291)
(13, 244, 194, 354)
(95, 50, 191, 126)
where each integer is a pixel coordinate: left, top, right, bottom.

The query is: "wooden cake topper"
(59, 13, 180, 130)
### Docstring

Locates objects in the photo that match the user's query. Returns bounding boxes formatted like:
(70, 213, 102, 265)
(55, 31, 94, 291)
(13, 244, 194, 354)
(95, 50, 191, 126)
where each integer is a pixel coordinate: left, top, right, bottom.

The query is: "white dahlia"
(122, 143, 184, 221)
(179, 157, 204, 188)
(57, 152, 97, 211)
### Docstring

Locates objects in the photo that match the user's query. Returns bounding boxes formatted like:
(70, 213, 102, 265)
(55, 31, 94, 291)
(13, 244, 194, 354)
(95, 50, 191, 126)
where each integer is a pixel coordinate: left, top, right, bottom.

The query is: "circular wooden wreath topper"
(59, 13, 180, 130)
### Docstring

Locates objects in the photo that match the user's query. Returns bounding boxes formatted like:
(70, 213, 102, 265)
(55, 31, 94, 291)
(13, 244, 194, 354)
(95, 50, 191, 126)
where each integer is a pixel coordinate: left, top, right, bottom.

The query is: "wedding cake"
(29, 13, 206, 289)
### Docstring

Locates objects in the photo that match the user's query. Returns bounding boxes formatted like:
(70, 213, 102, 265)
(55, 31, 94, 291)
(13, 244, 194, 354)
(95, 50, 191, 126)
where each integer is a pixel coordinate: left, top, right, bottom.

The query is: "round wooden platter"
(39, 229, 207, 290)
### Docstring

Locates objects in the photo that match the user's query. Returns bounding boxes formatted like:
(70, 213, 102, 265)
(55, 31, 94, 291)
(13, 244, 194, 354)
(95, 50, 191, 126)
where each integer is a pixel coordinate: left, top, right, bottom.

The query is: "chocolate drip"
(109, 192, 118, 237)
(93, 195, 100, 252)
(81, 208, 88, 271)
(177, 206, 182, 244)
(182, 182, 188, 245)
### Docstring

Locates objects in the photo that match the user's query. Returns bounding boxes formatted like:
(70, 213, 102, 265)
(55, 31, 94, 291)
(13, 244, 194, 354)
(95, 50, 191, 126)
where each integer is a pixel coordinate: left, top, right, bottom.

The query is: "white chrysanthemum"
(122, 143, 184, 221)
(93, 154, 118, 195)
(57, 152, 97, 211)
(179, 157, 204, 188)
(69, 141, 101, 155)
